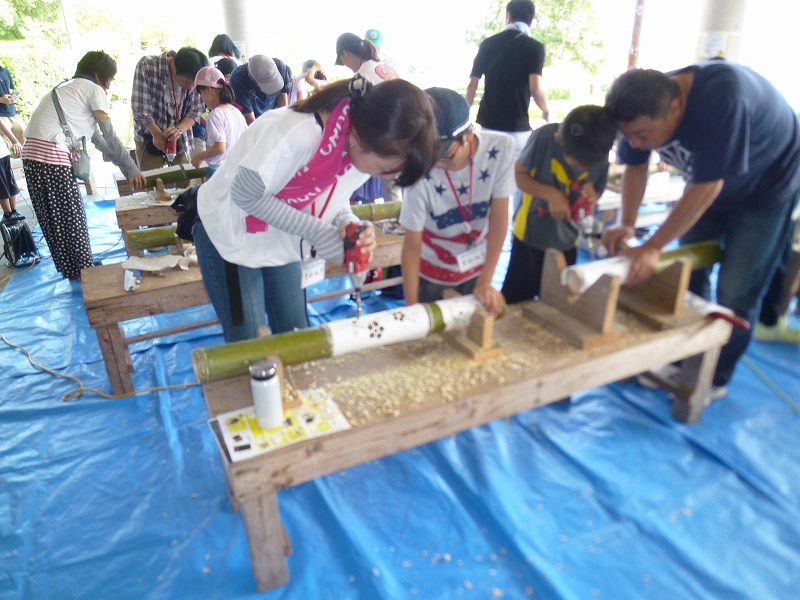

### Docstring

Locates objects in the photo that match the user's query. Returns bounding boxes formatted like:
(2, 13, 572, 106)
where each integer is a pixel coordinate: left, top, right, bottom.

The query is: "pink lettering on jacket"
(245, 215, 269, 233)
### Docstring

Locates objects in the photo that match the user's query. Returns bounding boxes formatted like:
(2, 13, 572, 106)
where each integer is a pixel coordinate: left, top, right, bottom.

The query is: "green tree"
(0, 0, 63, 44)
(466, 0, 605, 74)
(0, 41, 70, 121)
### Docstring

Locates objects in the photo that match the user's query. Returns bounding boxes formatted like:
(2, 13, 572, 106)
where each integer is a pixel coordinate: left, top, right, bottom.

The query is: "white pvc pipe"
(561, 256, 632, 295)
(437, 294, 489, 331)
(327, 295, 486, 356)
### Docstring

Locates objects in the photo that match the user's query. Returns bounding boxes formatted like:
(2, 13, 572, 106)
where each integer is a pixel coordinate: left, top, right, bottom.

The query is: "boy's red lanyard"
(443, 139, 475, 238)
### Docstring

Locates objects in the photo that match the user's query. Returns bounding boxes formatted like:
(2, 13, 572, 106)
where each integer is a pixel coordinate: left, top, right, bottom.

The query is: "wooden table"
(82, 230, 404, 394)
(115, 193, 180, 255)
(82, 263, 211, 394)
(201, 305, 732, 591)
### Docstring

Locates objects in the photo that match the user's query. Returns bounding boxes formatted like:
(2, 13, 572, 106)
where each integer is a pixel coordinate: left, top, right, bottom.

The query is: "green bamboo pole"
(126, 225, 179, 250)
(565, 240, 724, 295)
(658, 240, 722, 271)
(142, 166, 207, 189)
(192, 328, 332, 385)
(351, 201, 402, 222)
(192, 295, 501, 384)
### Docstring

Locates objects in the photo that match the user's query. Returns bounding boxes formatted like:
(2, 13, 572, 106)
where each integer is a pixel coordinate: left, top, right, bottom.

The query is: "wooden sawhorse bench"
(82, 230, 405, 394)
(82, 263, 212, 395)
(200, 305, 732, 591)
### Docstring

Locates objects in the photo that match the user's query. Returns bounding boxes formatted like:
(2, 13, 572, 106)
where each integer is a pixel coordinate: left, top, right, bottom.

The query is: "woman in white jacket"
(194, 76, 438, 341)
(22, 50, 146, 280)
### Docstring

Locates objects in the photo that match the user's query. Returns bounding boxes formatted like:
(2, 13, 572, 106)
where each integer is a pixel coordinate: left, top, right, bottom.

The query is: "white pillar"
(222, 0, 251, 59)
(627, 0, 646, 69)
(696, 0, 747, 62)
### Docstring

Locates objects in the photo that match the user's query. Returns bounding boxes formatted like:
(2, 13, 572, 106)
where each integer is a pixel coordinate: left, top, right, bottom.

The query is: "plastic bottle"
(249, 361, 284, 430)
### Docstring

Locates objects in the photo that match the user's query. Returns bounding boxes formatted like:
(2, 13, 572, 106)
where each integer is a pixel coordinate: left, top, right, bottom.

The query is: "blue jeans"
(680, 194, 799, 385)
(193, 221, 309, 342)
(417, 276, 477, 304)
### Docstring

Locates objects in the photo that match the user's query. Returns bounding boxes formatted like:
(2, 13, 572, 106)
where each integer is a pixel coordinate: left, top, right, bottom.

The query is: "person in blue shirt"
(0, 63, 25, 153)
(229, 55, 292, 124)
(603, 62, 800, 397)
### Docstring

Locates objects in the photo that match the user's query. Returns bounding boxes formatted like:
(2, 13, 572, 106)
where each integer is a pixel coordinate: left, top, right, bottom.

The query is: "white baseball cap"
(248, 55, 283, 95)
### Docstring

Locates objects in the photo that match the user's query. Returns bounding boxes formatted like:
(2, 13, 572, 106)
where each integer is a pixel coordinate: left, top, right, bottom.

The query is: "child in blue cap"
(400, 87, 515, 315)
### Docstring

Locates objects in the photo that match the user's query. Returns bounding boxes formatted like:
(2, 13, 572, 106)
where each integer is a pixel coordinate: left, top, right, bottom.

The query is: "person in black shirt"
(466, 0, 550, 154)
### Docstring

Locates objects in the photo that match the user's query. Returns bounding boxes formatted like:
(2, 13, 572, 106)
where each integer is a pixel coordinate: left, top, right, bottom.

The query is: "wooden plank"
(218, 444, 240, 513)
(440, 330, 504, 362)
(240, 492, 289, 591)
(617, 293, 703, 330)
(618, 260, 692, 326)
(538, 249, 622, 334)
(670, 347, 721, 423)
(94, 324, 134, 395)
(82, 264, 209, 327)
(202, 313, 732, 502)
(115, 196, 178, 230)
(467, 308, 495, 349)
(82, 263, 211, 394)
(522, 301, 626, 348)
(124, 318, 219, 345)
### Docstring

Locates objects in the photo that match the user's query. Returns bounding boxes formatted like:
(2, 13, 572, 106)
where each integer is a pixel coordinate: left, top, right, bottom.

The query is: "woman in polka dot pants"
(23, 161, 92, 279)
(21, 51, 145, 280)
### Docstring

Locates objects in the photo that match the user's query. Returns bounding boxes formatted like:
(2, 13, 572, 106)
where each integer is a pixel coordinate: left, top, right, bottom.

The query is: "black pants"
(501, 237, 577, 304)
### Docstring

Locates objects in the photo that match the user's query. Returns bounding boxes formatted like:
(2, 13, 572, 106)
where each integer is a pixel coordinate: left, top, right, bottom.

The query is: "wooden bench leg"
(240, 492, 290, 591)
(671, 346, 721, 423)
(82, 172, 97, 195)
(220, 455, 239, 513)
(94, 324, 135, 395)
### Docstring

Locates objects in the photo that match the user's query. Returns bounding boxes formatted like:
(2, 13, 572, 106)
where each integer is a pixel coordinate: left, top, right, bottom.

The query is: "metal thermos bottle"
(249, 361, 284, 430)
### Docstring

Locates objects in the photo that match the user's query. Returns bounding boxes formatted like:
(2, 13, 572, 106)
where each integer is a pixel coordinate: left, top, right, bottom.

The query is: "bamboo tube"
(192, 294, 496, 383)
(351, 201, 402, 222)
(562, 240, 722, 295)
(126, 225, 179, 250)
(142, 166, 206, 189)
(659, 240, 722, 270)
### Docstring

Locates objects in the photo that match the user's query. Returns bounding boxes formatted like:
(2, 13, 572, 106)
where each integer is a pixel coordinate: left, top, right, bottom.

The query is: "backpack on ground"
(0, 216, 39, 267)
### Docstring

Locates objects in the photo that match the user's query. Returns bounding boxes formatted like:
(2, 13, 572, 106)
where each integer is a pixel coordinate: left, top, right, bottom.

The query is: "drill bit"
(349, 262, 368, 318)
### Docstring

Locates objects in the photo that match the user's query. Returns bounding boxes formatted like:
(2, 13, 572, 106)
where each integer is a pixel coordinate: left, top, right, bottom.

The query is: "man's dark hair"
(557, 105, 618, 168)
(506, 0, 535, 26)
(173, 47, 210, 79)
(605, 68, 681, 123)
(215, 57, 238, 77)
(209, 34, 241, 59)
(74, 51, 117, 85)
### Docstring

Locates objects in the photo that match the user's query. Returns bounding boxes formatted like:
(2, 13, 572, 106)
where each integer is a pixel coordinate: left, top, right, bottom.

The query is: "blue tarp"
(1, 201, 799, 599)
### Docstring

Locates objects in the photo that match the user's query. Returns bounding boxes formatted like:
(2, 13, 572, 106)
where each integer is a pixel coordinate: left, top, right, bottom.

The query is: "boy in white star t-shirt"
(400, 87, 515, 315)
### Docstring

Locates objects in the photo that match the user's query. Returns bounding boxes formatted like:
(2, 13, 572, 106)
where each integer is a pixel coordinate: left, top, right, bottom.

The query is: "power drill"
(343, 222, 371, 318)
(537, 180, 594, 223)
(164, 139, 177, 163)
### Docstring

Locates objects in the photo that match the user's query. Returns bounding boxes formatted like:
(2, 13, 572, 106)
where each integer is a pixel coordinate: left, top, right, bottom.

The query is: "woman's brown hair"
(293, 79, 439, 187)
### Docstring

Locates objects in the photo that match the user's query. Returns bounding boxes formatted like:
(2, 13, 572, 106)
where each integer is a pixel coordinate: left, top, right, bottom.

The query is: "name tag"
(301, 259, 326, 289)
(456, 243, 486, 273)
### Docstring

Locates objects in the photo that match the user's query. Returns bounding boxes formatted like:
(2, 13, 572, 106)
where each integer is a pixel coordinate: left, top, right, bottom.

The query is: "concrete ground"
(0, 158, 123, 293)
